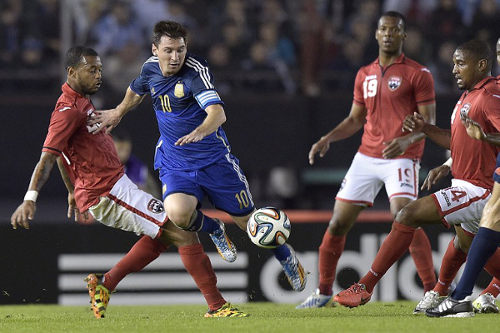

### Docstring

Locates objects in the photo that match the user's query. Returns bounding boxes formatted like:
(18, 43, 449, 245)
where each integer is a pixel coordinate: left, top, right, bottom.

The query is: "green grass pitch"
(0, 302, 498, 333)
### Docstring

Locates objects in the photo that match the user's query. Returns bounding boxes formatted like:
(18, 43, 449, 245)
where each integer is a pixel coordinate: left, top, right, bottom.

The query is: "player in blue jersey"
(89, 20, 306, 291)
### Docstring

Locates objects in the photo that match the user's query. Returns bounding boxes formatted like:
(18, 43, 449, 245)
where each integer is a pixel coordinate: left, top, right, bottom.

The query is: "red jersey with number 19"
(450, 77, 500, 189)
(353, 53, 435, 160)
(42, 83, 124, 211)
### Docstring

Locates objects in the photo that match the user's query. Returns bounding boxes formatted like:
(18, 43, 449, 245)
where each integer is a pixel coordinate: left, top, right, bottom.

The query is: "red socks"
(318, 231, 346, 296)
(433, 237, 467, 296)
(103, 235, 167, 291)
(179, 244, 226, 311)
(360, 222, 416, 293)
(409, 228, 436, 292)
(482, 277, 500, 298)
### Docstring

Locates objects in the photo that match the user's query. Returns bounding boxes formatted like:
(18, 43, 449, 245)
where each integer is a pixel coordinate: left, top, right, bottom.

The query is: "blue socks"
(452, 227, 500, 300)
(188, 211, 219, 233)
(272, 244, 291, 261)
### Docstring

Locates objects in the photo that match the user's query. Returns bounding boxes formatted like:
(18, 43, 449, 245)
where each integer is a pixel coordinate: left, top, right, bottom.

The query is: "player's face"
(75, 56, 103, 95)
(153, 36, 187, 77)
(452, 49, 482, 90)
(375, 16, 406, 55)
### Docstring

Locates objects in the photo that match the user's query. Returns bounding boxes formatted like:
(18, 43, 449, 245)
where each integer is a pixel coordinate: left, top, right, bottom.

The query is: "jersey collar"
(469, 76, 495, 91)
(62, 82, 85, 98)
(374, 53, 406, 66)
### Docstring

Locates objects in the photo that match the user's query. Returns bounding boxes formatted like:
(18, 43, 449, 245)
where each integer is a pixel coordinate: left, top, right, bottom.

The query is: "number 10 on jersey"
(159, 95, 172, 112)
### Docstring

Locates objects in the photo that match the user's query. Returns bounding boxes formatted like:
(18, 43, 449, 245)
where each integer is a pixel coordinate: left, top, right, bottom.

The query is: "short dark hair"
(380, 11, 406, 31)
(65, 46, 98, 69)
(152, 21, 187, 47)
(457, 39, 493, 71)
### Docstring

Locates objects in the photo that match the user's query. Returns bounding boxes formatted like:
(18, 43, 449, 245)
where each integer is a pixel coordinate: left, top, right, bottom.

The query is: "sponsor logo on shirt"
(147, 198, 164, 214)
(387, 76, 402, 91)
(174, 81, 185, 98)
(58, 106, 71, 112)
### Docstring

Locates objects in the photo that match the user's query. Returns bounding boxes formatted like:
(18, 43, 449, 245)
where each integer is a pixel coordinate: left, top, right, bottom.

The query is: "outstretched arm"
(11, 152, 58, 229)
(89, 87, 145, 134)
(308, 103, 367, 165)
(383, 103, 436, 159)
(403, 112, 450, 149)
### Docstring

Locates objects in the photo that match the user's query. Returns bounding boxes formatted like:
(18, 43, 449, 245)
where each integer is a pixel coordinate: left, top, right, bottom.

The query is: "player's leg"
(296, 201, 364, 308)
(87, 175, 241, 317)
(334, 194, 444, 307)
(161, 170, 237, 262)
(384, 158, 436, 293)
(413, 228, 471, 314)
(160, 221, 248, 317)
(298, 153, 386, 308)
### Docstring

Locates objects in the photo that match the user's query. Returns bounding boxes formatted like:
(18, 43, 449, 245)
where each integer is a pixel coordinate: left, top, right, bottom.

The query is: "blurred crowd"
(1, 0, 500, 95)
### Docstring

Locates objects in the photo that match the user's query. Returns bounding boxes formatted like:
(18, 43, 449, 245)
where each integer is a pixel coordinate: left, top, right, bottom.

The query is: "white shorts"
(89, 174, 167, 239)
(431, 179, 491, 234)
(336, 152, 420, 206)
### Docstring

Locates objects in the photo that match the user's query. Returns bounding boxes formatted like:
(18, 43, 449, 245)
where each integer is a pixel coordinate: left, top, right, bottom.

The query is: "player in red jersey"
(10, 46, 247, 318)
(297, 11, 437, 309)
(334, 39, 500, 310)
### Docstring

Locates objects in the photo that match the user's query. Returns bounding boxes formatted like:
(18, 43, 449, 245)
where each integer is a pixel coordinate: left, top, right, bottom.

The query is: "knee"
(394, 204, 418, 227)
(327, 218, 352, 236)
(167, 208, 194, 229)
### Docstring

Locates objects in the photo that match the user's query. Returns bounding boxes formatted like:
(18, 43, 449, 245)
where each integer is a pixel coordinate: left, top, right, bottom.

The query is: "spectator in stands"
(90, 0, 143, 56)
(0, 0, 22, 68)
(426, 0, 464, 51)
(469, 0, 500, 44)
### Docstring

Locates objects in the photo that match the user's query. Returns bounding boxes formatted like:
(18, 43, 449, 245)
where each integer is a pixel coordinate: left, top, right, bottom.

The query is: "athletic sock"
(481, 277, 500, 298)
(409, 228, 436, 292)
(318, 231, 346, 296)
(433, 237, 466, 296)
(452, 227, 500, 300)
(272, 244, 291, 261)
(359, 222, 415, 293)
(103, 235, 167, 291)
(482, 248, 500, 289)
(189, 210, 220, 233)
(179, 243, 226, 311)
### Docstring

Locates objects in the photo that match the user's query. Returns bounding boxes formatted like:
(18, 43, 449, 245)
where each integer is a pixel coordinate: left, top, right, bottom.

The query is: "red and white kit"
(337, 54, 435, 205)
(431, 77, 500, 233)
(42, 83, 167, 238)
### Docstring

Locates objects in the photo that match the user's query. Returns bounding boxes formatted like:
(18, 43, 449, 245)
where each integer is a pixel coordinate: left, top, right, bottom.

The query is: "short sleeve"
(484, 95, 500, 132)
(413, 67, 435, 105)
(190, 67, 224, 109)
(352, 69, 365, 106)
(42, 105, 84, 155)
(130, 72, 149, 96)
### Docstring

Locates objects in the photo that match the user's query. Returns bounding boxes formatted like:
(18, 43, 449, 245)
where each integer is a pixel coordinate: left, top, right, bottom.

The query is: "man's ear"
(477, 58, 488, 73)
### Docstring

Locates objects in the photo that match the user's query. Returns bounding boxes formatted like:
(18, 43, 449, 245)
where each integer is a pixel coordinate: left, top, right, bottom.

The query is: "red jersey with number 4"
(42, 83, 124, 211)
(450, 77, 500, 189)
(353, 53, 435, 160)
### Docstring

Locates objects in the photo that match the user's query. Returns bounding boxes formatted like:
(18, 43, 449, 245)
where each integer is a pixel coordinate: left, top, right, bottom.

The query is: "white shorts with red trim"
(89, 174, 167, 239)
(431, 179, 491, 234)
(336, 152, 420, 207)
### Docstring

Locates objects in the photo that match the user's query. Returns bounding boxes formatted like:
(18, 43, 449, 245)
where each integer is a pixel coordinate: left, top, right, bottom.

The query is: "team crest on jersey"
(147, 198, 164, 214)
(387, 76, 402, 91)
(460, 103, 471, 119)
(174, 82, 184, 98)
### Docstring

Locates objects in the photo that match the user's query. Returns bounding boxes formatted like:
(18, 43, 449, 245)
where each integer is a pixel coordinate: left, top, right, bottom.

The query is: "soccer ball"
(246, 207, 291, 248)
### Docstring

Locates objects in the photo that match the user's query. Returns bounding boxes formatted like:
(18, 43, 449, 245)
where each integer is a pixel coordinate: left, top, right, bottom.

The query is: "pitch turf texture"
(0, 302, 498, 333)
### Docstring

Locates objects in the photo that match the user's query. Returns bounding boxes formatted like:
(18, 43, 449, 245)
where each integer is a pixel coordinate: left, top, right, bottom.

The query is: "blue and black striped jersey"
(130, 53, 231, 171)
